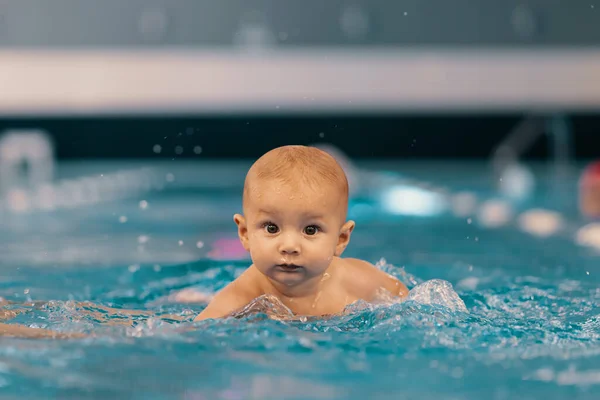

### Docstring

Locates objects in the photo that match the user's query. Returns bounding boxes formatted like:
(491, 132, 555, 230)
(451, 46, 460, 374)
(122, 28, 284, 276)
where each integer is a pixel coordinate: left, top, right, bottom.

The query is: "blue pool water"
(0, 161, 599, 399)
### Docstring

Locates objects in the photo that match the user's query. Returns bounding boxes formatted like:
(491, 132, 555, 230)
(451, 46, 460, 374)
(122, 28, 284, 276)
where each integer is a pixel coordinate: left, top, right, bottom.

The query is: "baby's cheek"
(249, 231, 265, 246)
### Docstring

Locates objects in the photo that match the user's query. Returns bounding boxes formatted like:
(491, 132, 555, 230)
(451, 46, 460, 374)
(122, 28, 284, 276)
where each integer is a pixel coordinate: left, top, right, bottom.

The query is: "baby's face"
(239, 178, 351, 287)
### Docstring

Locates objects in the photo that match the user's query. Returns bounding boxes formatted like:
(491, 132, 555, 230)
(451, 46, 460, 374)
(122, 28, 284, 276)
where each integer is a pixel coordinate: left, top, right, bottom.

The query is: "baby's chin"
(266, 268, 308, 286)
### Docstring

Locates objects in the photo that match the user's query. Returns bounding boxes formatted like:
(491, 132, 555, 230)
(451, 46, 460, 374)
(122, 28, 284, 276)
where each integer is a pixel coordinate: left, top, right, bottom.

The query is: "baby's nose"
(278, 233, 301, 255)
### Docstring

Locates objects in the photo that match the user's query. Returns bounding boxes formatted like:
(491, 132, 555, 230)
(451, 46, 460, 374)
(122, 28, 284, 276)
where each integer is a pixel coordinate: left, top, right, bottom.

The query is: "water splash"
(226, 278, 467, 322)
(231, 295, 295, 321)
(408, 279, 468, 312)
(374, 258, 421, 288)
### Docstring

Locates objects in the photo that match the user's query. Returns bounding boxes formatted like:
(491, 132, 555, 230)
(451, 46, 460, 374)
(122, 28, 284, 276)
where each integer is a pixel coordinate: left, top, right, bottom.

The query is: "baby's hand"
(171, 288, 213, 304)
(0, 322, 87, 339)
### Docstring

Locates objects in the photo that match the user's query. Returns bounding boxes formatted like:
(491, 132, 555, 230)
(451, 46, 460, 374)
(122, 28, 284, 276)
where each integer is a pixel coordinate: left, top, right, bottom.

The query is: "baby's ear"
(233, 214, 250, 251)
(335, 220, 355, 256)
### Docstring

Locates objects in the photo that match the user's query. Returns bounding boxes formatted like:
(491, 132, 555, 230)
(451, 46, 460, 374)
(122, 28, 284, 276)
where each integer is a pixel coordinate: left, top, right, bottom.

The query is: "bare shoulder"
(194, 266, 263, 321)
(341, 258, 409, 300)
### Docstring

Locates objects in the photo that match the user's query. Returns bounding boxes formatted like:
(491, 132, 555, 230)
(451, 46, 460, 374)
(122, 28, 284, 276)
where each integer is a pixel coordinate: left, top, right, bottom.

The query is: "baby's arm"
(194, 268, 260, 321)
(0, 322, 86, 339)
(378, 267, 409, 298)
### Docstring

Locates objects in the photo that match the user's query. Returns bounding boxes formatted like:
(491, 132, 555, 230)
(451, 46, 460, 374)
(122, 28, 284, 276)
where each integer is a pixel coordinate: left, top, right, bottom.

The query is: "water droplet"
(467, 218, 472, 224)
(138, 235, 149, 244)
(404, 12, 408, 16)
(311, 291, 323, 308)
(175, 146, 183, 155)
(319, 132, 325, 138)
(139, 200, 148, 210)
(196, 241, 204, 248)
(178, 240, 184, 246)
(587, 271, 590, 275)
(153, 144, 162, 154)
(193, 146, 203, 154)
(128, 264, 140, 273)
(24, 288, 29, 294)
(119, 215, 128, 223)
(166, 173, 175, 182)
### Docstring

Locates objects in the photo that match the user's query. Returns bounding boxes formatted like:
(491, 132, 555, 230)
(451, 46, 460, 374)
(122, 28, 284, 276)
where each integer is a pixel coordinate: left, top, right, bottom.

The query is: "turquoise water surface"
(0, 161, 598, 399)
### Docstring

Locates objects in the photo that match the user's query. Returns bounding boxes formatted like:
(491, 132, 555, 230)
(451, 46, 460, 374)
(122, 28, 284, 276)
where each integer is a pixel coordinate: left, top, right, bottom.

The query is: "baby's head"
(234, 145, 355, 288)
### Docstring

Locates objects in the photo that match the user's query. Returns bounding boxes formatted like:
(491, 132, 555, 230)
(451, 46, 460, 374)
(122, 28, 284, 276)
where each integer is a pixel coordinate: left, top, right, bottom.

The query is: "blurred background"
(2, 3, 600, 398)
(1, 0, 600, 267)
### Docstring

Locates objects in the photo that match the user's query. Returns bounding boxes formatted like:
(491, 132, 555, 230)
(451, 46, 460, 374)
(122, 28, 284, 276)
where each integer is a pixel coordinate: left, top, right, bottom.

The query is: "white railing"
(1, 48, 600, 115)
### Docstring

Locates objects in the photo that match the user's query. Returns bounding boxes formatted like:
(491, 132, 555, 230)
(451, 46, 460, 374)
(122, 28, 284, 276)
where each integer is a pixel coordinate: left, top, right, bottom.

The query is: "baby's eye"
(264, 223, 279, 234)
(304, 225, 319, 235)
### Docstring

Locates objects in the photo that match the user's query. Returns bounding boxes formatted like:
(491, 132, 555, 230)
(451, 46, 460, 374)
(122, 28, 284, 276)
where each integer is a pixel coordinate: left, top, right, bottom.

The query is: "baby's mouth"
(276, 263, 303, 272)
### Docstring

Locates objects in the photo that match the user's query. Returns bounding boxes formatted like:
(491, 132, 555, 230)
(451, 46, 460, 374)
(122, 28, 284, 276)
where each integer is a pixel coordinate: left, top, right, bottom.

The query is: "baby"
(195, 145, 408, 321)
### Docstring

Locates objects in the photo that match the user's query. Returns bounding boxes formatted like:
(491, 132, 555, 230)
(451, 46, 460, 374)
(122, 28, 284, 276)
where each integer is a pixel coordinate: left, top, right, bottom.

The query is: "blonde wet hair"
(243, 145, 349, 214)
